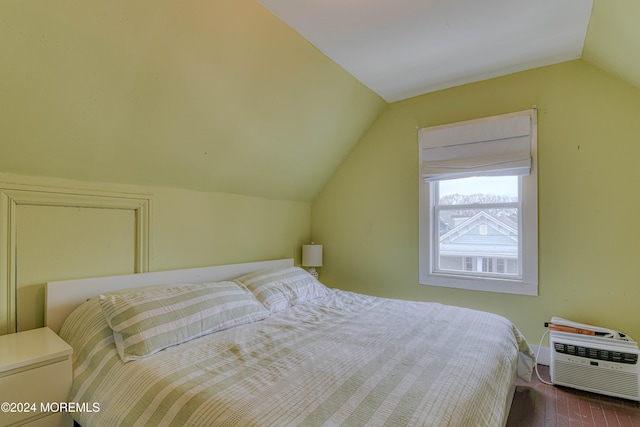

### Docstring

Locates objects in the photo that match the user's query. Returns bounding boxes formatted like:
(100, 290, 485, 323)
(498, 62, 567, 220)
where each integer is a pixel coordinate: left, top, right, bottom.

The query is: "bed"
(46, 258, 534, 427)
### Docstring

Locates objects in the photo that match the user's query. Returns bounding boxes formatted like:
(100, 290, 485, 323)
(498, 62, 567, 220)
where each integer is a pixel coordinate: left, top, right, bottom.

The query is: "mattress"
(60, 289, 534, 427)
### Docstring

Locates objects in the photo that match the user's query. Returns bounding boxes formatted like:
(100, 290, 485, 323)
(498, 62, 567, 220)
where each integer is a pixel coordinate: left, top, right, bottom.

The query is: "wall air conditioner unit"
(549, 318, 640, 402)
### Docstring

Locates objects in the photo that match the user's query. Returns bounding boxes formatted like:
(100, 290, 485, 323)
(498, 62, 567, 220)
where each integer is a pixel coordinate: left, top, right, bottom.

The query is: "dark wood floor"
(506, 365, 640, 426)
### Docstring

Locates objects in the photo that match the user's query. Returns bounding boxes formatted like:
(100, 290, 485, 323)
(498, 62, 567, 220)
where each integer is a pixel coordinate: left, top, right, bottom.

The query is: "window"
(435, 175, 519, 277)
(418, 110, 538, 295)
(465, 257, 473, 271)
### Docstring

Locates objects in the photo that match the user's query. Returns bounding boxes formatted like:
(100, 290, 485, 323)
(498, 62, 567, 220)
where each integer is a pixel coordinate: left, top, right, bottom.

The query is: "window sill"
(419, 273, 538, 296)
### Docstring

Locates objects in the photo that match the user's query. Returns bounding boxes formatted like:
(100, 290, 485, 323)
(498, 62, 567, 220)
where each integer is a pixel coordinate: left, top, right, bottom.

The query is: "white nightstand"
(0, 327, 73, 427)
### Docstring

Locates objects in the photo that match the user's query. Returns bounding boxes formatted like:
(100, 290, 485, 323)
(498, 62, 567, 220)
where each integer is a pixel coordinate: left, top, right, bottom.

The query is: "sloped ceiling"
(257, 0, 594, 102)
(0, 0, 386, 202)
(257, 0, 640, 102)
(0, 0, 638, 203)
(582, 0, 640, 90)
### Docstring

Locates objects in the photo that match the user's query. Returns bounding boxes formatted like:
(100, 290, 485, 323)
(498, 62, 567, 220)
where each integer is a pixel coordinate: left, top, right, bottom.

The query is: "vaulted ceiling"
(0, 0, 638, 202)
(581, 0, 640, 91)
(258, 0, 594, 102)
(258, 0, 640, 103)
(0, 0, 385, 202)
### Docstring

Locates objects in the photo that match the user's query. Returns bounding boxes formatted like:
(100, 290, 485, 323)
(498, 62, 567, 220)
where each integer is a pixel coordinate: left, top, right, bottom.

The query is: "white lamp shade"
(302, 244, 323, 267)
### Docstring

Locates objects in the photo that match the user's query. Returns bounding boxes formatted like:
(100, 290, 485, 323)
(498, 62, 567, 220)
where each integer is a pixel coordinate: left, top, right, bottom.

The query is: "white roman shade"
(419, 109, 535, 182)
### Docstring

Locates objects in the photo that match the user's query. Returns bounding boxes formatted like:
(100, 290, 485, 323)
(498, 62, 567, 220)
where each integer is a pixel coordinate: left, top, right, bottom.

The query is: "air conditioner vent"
(554, 360, 639, 398)
(554, 342, 638, 364)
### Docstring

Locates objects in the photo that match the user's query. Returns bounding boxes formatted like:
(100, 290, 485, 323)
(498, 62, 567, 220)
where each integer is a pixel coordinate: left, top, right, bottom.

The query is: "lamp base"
(306, 267, 318, 279)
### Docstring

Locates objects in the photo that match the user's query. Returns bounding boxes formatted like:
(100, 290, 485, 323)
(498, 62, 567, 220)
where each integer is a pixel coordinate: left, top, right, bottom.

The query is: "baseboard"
(529, 344, 550, 366)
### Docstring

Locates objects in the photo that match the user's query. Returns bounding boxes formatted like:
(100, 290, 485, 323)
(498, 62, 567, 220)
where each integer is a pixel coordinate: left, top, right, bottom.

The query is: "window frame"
(418, 111, 538, 296)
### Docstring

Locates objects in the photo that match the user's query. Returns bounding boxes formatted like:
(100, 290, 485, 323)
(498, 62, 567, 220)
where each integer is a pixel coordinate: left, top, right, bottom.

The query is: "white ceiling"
(258, 0, 594, 102)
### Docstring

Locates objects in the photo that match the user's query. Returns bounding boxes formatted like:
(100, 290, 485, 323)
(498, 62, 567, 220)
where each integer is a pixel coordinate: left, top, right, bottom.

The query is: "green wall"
(312, 59, 640, 343)
(0, 172, 310, 271)
(0, 172, 310, 332)
(151, 185, 310, 269)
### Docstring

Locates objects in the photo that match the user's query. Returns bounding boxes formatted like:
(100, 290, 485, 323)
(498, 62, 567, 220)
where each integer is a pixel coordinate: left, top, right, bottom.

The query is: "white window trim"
(418, 110, 538, 296)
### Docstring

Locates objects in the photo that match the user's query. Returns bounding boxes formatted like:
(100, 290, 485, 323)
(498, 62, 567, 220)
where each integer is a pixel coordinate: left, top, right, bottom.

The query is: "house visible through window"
(418, 109, 538, 296)
(435, 175, 519, 277)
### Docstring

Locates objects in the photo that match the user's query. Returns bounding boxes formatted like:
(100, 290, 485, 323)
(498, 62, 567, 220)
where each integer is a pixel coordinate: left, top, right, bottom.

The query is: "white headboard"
(45, 258, 294, 333)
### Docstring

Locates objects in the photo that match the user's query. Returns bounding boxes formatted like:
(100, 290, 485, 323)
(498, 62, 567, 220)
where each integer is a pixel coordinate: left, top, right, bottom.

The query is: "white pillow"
(233, 266, 329, 313)
(99, 281, 269, 362)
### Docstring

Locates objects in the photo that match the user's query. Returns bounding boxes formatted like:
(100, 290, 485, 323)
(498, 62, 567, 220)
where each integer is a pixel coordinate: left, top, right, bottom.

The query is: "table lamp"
(302, 243, 323, 279)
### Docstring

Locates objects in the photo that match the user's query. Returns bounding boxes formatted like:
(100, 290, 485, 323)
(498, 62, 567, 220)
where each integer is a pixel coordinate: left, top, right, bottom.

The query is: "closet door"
(0, 187, 149, 334)
(16, 204, 137, 331)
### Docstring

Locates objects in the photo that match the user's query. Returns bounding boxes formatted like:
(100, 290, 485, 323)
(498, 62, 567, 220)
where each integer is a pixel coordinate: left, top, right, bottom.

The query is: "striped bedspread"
(60, 289, 534, 427)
